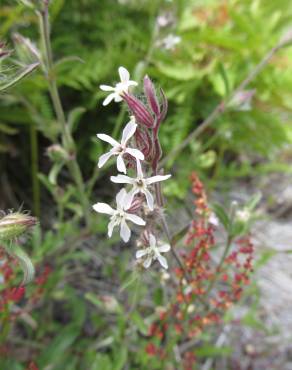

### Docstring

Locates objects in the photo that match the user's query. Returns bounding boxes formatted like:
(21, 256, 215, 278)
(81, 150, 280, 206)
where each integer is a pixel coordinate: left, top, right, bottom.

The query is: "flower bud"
(123, 93, 154, 128)
(144, 76, 160, 116)
(47, 144, 70, 162)
(13, 33, 41, 63)
(0, 212, 37, 241)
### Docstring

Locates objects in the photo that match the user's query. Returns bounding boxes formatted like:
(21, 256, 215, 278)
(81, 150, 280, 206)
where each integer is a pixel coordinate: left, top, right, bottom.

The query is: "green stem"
(29, 122, 40, 218)
(38, 7, 90, 226)
(205, 234, 233, 297)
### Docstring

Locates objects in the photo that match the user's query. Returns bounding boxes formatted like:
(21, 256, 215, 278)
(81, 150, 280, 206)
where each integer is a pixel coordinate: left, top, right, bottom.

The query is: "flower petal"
(128, 80, 138, 87)
(126, 213, 146, 226)
(125, 148, 144, 161)
(98, 151, 114, 168)
(117, 155, 127, 174)
(92, 202, 114, 215)
(100, 84, 115, 91)
(158, 244, 171, 253)
(143, 189, 154, 210)
(103, 93, 117, 106)
(121, 120, 137, 145)
(97, 134, 119, 147)
(149, 234, 156, 248)
(110, 175, 134, 184)
(136, 249, 148, 259)
(143, 256, 152, 269)
(114, 94, 124, 102)
(124, 188, 139, 209)
(157, 255, 168, 269)
(136, 159, 144, 178)
(120, 220, 131, 242)
(146, 174, 171, 185)
(116, 188, 127, 208)
(108, 218, 116, 237)
(118, 66, 130, 83)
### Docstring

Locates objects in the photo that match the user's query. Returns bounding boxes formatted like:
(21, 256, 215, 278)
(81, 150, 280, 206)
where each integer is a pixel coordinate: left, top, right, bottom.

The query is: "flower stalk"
(38, 4, 90, 226)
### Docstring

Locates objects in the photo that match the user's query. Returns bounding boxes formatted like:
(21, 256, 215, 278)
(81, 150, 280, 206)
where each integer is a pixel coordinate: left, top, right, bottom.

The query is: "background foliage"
(0, 0, 292, 369)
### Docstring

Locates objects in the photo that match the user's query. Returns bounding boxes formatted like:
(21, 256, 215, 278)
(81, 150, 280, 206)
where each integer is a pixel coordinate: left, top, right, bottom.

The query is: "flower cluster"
(144, 173, 254, 368)
(93, 67, 172, 269)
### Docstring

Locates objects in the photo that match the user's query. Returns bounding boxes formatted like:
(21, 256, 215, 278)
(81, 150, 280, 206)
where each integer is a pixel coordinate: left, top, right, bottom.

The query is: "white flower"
(159, 34, 181, 50)
(136, 234, 170, 269)
(110, 160, 171, 211)
(97, 117, 144, 173)
(92, 189, 145, 242)
(100, 66, 138, 106)
(235, 208, 250, 223)
(209, 213, 219, 227)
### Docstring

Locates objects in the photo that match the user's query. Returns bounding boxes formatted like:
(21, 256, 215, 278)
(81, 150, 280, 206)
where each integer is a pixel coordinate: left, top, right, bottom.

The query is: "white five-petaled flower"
(136, 234, 170, 269)
(110, 160, 171, 211)
(97, 118, 144, 174)
(92, 189, 146, 243)
(100, 66, 138, 106)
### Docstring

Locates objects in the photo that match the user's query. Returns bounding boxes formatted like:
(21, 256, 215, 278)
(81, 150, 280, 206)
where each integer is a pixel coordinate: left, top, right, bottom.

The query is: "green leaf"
(0, 62, 39, 92)
(212, 203, 230, 230)
(68, 107, 86, 133)
(39, 324, 80, 367)
(157, 62, 200, 81)
(195, 344, 232, 357)
(113, 346, 128, 370)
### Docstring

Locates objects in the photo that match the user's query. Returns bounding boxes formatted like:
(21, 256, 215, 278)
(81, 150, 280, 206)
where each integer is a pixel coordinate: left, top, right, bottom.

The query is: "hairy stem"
(38, 7, 90, 226)
(29, 122, 40, 218)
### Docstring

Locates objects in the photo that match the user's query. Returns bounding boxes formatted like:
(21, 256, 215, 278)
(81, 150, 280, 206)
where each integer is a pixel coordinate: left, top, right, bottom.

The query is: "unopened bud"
(123, 93, 154, 128)
(47, 144, 70, 162)
(0, 212, 37, 241)
(13, 33, 41, 63)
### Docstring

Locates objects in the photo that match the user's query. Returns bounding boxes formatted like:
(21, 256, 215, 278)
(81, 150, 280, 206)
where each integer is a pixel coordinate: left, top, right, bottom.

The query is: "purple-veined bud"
(0, 212, 37, 241)
(123, 93, 154, 128)
(135, 127, 153, 161)
(158, 88, 168, 125)
(122, 152, 137, 171)
(127, 193, 144, 213)
(152, 138, 163, 172)
(144, 75, 160, 116)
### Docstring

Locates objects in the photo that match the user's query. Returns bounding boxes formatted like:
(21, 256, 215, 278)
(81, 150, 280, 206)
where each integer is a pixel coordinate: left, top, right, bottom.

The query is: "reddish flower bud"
(123, 93, 154, 128)
(144, 76, 160, 116)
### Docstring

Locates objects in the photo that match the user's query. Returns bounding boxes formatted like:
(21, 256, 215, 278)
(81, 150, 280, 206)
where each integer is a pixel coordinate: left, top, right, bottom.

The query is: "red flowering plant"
(141, 173, 258, 369)
(0, 211, 50, 366)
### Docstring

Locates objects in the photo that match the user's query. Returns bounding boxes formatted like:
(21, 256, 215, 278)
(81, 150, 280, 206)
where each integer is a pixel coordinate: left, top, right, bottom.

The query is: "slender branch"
(160, 42, 285, 167)
(160, 211, 191, 280)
